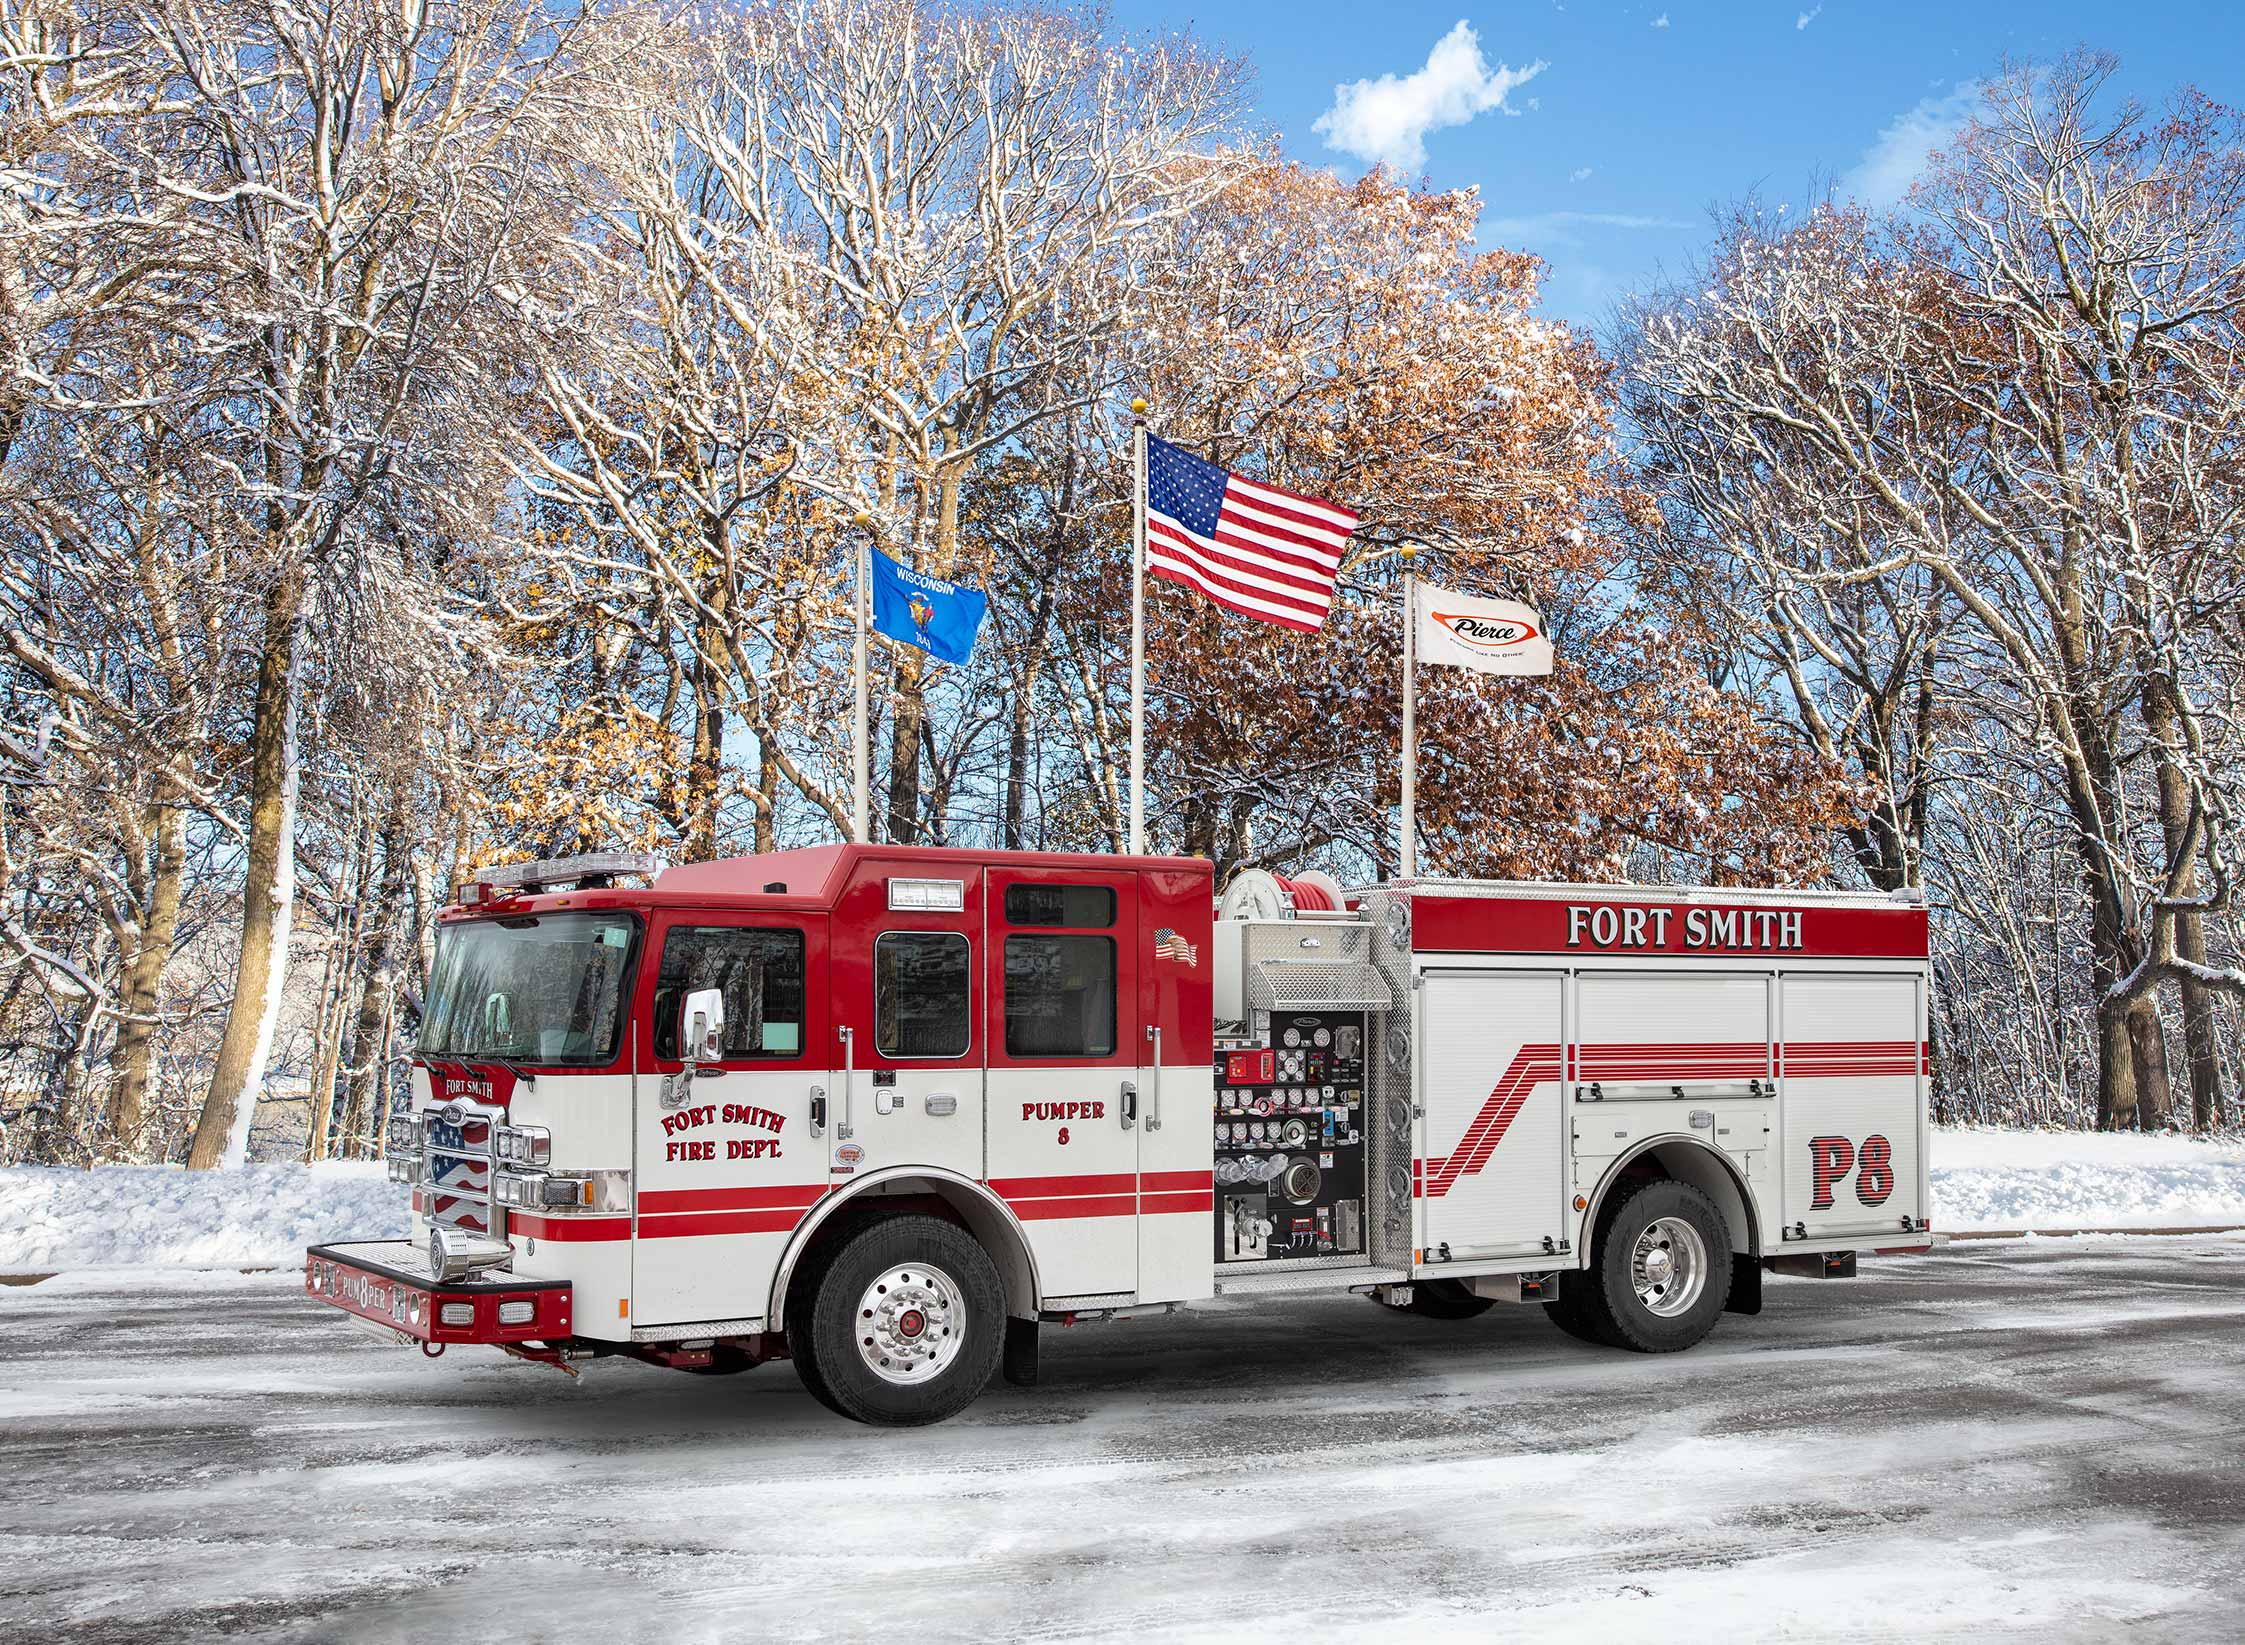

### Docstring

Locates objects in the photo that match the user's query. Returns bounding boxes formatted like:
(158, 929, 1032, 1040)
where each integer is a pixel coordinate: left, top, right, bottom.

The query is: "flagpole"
(1400, 542, 1418, 879)
(1128, 399, 1148, 857)
(850, 510, 871, 842)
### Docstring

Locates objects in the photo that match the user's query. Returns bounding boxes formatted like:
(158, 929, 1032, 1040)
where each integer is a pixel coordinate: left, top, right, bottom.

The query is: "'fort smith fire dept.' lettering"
(1565, 904, 1804, 952)
(661, 1102, 786, 1162)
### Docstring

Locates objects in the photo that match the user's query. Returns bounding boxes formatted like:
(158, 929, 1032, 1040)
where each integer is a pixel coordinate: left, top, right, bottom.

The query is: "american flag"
(1153, 927, 1198, 967)
(1144, 434, 1358, 633)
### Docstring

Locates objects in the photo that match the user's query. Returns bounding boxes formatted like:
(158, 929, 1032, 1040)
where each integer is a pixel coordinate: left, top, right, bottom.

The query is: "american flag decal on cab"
(1154, 927, 1198, 966)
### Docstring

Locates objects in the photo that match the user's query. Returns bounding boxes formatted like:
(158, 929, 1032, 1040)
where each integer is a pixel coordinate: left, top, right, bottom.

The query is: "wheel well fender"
(766, 1168, 1042, 1324)
(1578, 1137, 1761, 1262)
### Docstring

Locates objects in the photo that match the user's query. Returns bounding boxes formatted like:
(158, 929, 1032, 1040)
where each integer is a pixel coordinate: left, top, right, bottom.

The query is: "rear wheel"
(786, 1215, 1004, 1426)
(1546, 1178, 1731, 1354)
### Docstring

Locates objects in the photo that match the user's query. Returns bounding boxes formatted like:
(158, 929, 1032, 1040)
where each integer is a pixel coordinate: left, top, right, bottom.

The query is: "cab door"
(984, 867, 1140, 1299)
(632, 911, 829, 1328)
(828, 866, 984, 1185)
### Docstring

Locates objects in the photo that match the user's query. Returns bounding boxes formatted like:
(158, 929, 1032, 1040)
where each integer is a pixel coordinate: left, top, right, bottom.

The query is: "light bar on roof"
(888, 877, 966, 912)
(476, 852, 663, 893)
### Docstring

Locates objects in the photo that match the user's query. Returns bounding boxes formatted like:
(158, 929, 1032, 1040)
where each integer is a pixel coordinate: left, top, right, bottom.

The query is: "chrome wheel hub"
(1630, 1216, 1708, 1318)
(856, 1262, 965, 1384)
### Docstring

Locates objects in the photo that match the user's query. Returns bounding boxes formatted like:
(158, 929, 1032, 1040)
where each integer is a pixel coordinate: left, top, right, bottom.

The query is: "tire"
(1541, 1286, 1614, 1345)
(1377, 1278, 1496, 1320)
(1549, 1178, 1732, 1354)
(785, 1214, 1004, 1426)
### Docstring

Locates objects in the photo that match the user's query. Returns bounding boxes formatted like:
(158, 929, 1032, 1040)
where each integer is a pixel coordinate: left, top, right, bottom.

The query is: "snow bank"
(0, 1163, 407, 1272)
(4, 1129, 2243, 1272)
(1931, 1128, 2245, 1231)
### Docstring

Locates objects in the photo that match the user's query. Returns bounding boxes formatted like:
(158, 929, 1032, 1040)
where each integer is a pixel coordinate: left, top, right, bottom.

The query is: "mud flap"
(1002, 1316, 1039, 1387)
(1725, 1256, 1762, 1316)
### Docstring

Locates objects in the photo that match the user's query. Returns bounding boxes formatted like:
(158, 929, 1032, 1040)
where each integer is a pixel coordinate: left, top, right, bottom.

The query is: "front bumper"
(306, 1240, 573, 1345)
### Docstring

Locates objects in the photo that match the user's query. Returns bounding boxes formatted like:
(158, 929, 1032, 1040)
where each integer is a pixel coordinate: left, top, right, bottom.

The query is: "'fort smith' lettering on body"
(1565, 904, 1804, 952)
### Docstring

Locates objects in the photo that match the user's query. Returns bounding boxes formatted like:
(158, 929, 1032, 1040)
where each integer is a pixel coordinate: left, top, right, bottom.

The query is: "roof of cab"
(437, 844, 1212, 923)
(655, 843, 1211, 909)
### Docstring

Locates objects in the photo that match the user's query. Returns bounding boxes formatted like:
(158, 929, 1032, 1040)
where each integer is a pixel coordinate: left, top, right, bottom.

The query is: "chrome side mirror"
(681, 987, 725, 1066)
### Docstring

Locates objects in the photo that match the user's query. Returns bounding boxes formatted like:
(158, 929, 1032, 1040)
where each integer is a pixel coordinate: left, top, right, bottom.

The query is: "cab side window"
(653, 926, 805, 1060)
(1004, 935, 1116, 1057)
(875, 931, 971, 1058)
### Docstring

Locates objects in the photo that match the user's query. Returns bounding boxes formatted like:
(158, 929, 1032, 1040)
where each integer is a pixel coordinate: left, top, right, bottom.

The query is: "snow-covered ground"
(2, 1237, 2241, 1642)
(1930, 1128, 2245, 1231)
(0, 1161, 406, 1271)
(3, 1128, 2242, 1273)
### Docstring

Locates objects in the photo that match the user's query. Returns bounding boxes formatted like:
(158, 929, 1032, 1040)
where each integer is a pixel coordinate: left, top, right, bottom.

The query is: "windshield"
(419, 913, 638, 1066)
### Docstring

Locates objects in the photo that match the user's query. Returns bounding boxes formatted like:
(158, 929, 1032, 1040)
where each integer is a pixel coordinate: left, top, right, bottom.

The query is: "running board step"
(1213, 1264, 1408, 1298)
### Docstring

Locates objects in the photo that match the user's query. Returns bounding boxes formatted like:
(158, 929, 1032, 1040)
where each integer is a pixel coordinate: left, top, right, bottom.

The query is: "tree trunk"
(2143, 672, 2227, 1129)
(345, 798, 409, 1149)
(754, 737, 779, 855)
(885, 643, 926, 843)
(107, 799, 186, 1154)
(2125, 998, 2174, 1131)
(2094, 992, 2137, 1131)
(187, 568, 308, 1170)
(684, 542, 731, 861)
(2177, 916, 2226, 1130)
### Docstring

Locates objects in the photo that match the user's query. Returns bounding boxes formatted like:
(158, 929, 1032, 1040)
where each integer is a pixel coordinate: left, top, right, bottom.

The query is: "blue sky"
(1138, 0, 2244, 333)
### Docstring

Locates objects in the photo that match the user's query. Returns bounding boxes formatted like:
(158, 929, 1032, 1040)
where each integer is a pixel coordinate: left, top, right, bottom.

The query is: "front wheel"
(786, 1215, 1005, 1426)
(1546, 1178, 1732, 1354)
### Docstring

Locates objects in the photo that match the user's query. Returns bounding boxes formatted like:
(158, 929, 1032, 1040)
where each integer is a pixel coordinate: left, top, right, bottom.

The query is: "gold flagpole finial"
(1399, 542, 1419, 562)
(1130, 398, 1148, 417)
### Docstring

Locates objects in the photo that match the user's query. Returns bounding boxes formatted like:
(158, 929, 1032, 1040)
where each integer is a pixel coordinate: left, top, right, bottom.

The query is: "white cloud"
(1844, 81, 1981, 207)
(1482, 209, 1694, 249)
(1651, 12, 1670, 27)
(1796, 4, 1822, 27)
(1313, 21, 1548, 171)
(1570, 166, 1594, 182)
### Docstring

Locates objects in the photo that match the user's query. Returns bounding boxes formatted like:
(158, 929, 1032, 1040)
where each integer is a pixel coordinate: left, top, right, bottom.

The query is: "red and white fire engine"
(305, 845, 1934, 1425)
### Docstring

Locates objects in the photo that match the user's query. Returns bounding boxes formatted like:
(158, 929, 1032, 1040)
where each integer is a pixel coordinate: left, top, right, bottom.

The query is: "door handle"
(837, 1026, 855, 1140)
(809, 1085, 827, 1137)
(1119, 1080, 1137, 1129)
(1144, 1024, 1163, 1133)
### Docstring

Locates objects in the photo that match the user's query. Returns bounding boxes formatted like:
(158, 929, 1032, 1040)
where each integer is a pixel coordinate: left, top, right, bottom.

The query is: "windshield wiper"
(475, 1058, 538, 1093)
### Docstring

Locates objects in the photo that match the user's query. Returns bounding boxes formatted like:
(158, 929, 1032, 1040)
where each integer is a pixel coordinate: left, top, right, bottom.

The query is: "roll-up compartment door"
(1778, 973, 1926, 1238)
(1574, 972, 1773, 1091)
(1417, 971, 1566, 1263)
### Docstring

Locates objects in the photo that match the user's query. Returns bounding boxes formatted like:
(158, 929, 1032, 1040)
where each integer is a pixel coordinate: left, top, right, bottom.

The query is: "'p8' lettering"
(1808, 1135, 1854, 1210)
(1856, 1134, 1895, 1205)
(1808, 1132, 1896, 1209)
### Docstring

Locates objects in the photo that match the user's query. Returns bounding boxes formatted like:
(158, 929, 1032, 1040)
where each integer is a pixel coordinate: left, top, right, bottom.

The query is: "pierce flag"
(1413, 582, 1554, 676)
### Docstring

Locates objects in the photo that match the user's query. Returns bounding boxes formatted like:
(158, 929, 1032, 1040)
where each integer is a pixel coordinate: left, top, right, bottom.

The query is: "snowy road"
(4, 1239, 2243, 1643)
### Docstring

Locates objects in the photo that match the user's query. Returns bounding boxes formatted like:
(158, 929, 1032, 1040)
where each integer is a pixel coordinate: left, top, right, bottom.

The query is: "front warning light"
(1573, 1195, 1588, 1211)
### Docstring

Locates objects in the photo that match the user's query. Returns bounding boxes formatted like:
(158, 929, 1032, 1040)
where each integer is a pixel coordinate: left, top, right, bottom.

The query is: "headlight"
(495, 1125, 550, 1166)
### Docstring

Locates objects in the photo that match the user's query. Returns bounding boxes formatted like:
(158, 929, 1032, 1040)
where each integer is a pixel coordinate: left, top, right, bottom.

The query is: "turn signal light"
(497, 1300, 534, 1326)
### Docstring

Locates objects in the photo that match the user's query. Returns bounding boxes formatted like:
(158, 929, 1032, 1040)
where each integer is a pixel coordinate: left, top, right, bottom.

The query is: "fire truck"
(304, 845, 1935, 1426)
